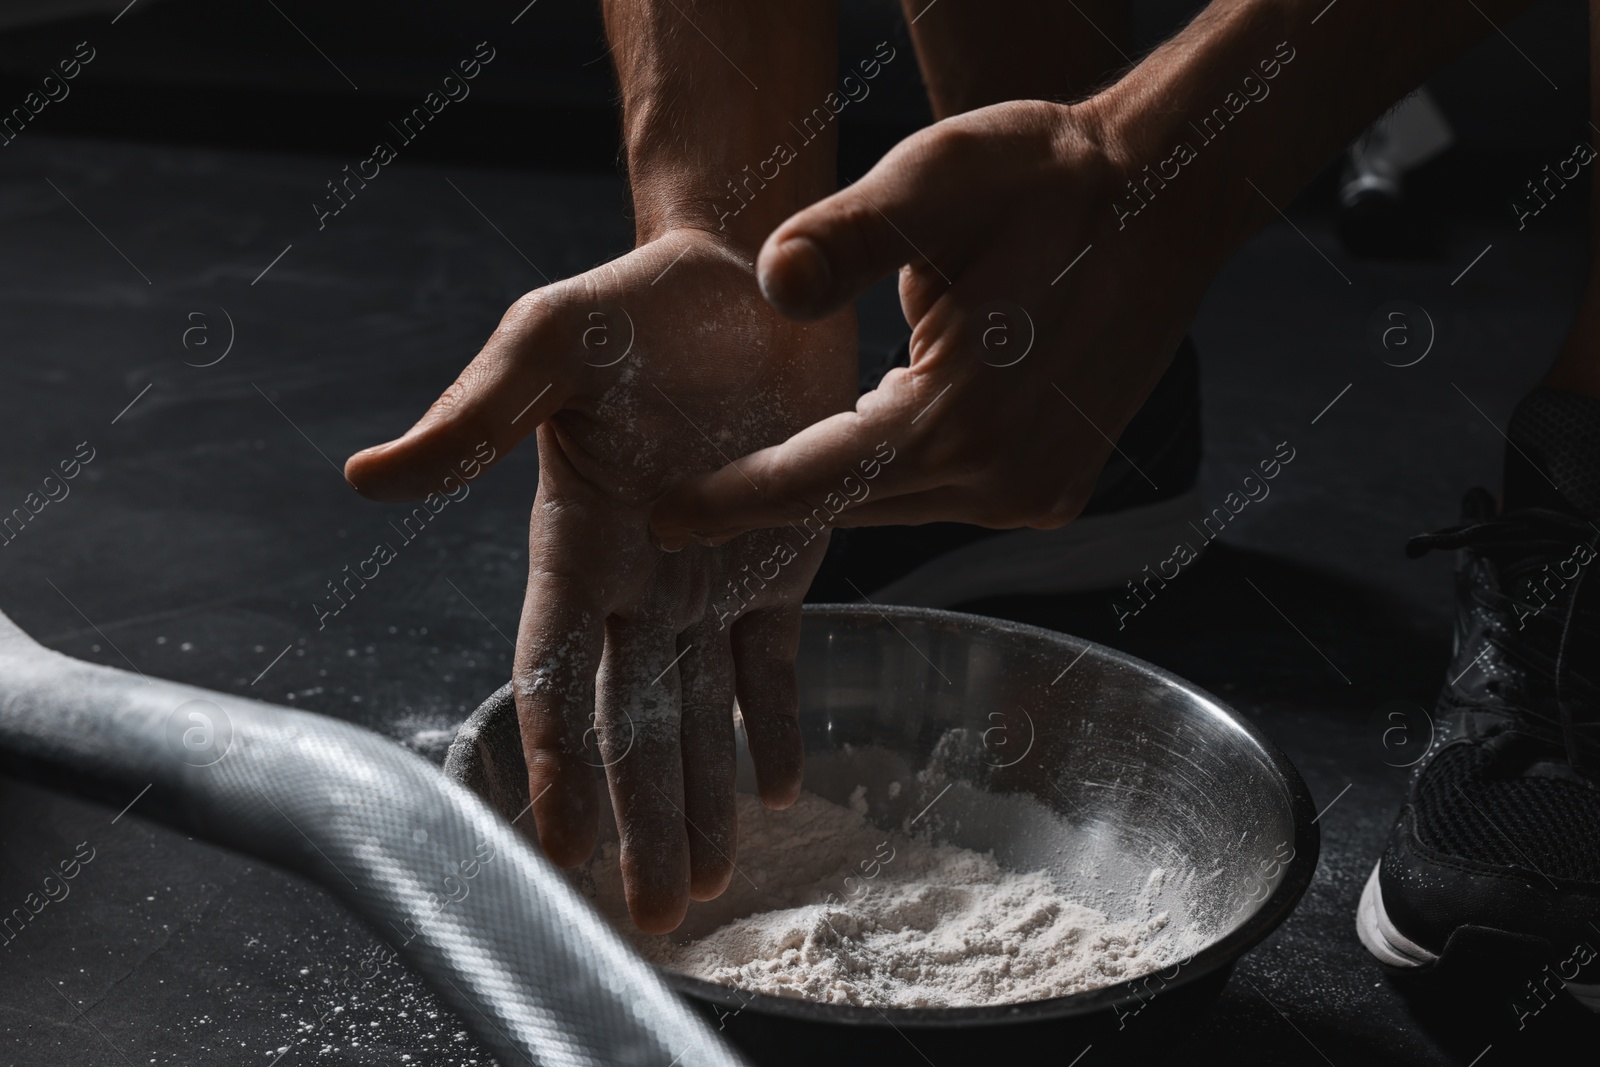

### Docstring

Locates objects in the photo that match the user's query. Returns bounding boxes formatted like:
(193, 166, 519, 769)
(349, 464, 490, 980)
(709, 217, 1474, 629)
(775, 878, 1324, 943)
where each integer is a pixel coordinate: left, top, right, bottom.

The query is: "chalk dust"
(572, 788, 1189, 1008)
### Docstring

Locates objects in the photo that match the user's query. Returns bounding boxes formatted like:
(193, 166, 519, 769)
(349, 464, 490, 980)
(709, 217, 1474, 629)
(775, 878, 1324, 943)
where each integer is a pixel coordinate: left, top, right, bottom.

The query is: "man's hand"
(346, 232, 854, 932)
(651, 0, 1537, 547)
(345, 0, 845, 934)
(650, 99, 1209, 544)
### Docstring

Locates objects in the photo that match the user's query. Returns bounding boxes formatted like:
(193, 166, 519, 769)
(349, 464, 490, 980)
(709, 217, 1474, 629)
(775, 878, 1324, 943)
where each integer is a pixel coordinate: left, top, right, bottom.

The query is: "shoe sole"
(1356, 860, 1439, 968)
(1356, 861, 1600, 1010)
(867, 489, 1207, 607)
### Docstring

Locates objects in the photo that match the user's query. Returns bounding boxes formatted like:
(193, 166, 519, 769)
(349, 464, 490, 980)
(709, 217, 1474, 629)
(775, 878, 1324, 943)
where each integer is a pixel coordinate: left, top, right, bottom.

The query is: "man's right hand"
(652, 0, 1538, 546)
(651, 98, 1219, 545)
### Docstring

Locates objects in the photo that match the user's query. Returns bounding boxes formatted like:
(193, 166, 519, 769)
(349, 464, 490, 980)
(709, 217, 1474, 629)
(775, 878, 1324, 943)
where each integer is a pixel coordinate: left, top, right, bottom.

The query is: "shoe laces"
(1407, 503, 1600, 775)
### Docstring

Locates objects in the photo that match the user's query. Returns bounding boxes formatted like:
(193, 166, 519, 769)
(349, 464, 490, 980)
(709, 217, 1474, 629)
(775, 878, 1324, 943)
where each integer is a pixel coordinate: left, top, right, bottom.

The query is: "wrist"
(605, 0, 841, 254)
(1077, 57, 1271, 269)
(1081, 0, 1537, 266)
(628, 142, 836, 254)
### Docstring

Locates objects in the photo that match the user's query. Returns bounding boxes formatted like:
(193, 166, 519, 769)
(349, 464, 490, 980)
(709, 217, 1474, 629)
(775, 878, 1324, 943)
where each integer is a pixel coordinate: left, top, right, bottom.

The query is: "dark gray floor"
(0, 128, 1594, 1066)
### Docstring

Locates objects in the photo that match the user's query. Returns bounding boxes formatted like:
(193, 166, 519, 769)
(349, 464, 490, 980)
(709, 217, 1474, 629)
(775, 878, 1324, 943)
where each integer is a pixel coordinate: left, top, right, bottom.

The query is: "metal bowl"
(446, 605, 1318, 1042)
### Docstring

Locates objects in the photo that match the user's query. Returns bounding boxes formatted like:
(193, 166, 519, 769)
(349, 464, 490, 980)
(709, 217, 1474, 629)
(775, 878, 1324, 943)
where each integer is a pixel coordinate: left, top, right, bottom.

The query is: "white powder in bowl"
(574, 788, 1185, 1009)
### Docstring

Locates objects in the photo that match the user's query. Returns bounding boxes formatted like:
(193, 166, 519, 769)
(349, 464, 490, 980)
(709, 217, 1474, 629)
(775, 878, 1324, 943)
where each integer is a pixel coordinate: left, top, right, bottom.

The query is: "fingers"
(513, 567, 606, 871)
(757, 131, 979, 320)
(597, 619, 690, 934)
(675, 622, 738, 901)
(650, 366, 945, 548)
(344, 292, 576, 501)
(822, 486, 996, 529)
(730, 608, 805, 809)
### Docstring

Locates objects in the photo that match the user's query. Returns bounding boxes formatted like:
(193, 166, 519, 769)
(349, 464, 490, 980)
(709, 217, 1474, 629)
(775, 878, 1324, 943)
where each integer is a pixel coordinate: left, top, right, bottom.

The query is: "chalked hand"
(345, 231, 855, 932)
(649, 100, 1225, 546)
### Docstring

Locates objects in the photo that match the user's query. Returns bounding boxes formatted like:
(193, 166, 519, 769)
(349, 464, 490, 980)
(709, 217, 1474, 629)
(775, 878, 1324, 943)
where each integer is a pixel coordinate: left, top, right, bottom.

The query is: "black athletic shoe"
(806, 336, 1204, 604)
(1357, 389, 1600, 1011)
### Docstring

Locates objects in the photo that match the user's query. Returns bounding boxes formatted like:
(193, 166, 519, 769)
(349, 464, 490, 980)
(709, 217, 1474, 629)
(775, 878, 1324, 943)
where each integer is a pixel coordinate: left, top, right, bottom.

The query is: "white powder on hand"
(574, 789, 1183, 1009)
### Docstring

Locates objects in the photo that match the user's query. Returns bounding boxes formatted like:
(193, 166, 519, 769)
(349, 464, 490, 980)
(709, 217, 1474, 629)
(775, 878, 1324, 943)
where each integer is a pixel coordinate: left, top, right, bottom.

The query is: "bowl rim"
(660, 602, 1322, 1028)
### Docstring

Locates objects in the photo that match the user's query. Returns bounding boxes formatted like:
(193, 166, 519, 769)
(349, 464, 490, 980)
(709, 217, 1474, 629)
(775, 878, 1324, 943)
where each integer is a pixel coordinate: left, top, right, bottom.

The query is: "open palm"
(346, 229, 855, 932)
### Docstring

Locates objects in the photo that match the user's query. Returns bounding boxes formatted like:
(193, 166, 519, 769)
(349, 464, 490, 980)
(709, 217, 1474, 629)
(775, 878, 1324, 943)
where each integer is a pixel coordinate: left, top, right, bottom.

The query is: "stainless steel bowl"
(446, 605, 1318, 1036)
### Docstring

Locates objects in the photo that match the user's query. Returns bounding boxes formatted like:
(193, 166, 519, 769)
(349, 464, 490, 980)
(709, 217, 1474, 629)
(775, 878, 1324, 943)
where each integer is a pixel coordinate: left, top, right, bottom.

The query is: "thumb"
(757, 133, 967, 320)
(344, 295, 576, 501)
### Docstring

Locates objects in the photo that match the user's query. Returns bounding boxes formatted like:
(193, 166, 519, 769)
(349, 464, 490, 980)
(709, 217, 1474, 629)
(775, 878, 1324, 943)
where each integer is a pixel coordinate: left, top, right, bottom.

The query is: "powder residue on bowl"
(574, 788, 1185, 1009)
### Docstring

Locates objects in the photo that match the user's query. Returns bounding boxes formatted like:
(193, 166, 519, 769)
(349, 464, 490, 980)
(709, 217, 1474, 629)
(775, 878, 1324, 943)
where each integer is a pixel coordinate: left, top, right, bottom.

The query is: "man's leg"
(1354, 2, 1600, 989)
(1494, 0, 1600, 519)
(1549, 280, 1600, 399)
(1544, 1, 1600, 401)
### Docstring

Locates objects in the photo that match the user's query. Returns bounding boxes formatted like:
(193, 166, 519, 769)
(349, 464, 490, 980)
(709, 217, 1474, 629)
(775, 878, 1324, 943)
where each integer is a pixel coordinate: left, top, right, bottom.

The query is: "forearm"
(1087, 0, 1536, 265)
(898, 0, 1130, 118)
(601, 0, 839, 251)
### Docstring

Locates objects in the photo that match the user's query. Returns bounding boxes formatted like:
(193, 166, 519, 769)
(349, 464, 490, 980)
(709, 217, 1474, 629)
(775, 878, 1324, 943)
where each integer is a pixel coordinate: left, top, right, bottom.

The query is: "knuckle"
(1030, 483, 1091, 529)
(511, 682, 575, 746)
(941, 440, 991, 485)
(1008, 483, 1060, 525)
(502, 289, 553, 333)
(984, 471, 1081, 529)
(1028, 495, 1087, 530)
(919, 120, 983, 163)
(500, 288, 580, 368)
(734, 453, 802, 523)
(910, 415, 986, 482)
(832, 198, 892, 270)
(428, 374, 474, 418)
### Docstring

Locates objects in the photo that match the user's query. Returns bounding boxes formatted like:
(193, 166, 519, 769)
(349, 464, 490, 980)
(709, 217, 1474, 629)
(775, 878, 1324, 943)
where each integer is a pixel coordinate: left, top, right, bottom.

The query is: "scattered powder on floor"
(576, 788, 1182, 1009)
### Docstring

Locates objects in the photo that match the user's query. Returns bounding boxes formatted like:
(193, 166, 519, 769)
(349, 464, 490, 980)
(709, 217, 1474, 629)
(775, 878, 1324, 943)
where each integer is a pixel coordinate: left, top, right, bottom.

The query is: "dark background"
(0, 0, 1596, 1063)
